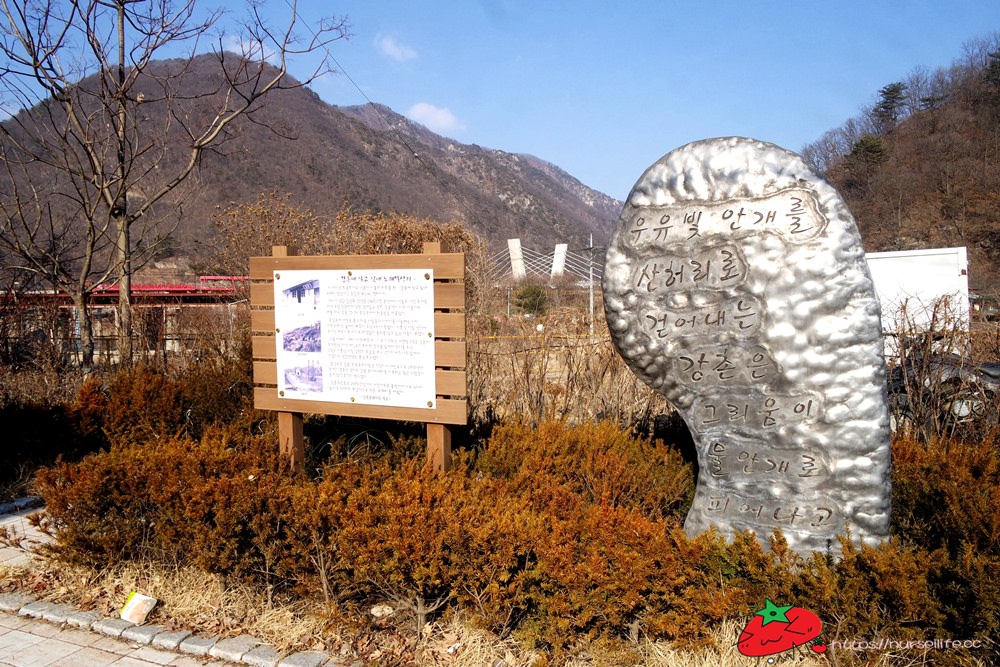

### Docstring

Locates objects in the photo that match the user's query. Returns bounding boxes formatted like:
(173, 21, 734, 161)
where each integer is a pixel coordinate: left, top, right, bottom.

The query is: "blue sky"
(279, 1, 1000, 198)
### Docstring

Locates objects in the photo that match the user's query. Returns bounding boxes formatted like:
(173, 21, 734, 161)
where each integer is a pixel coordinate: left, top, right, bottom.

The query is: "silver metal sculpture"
(603, 138, 891, 554)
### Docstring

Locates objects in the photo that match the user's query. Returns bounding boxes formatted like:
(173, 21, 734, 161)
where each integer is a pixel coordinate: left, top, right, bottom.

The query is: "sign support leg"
(422, 241, 455, 474)
(278, 411, 305, 473)
(427, 423, 452, 473)
(271, 245, 305, 474)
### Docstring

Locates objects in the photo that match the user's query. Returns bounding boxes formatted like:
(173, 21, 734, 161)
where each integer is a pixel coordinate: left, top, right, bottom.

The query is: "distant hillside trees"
(802, 32, 1000, 290)
(803, 35, 1000, 173)
(0, 0, 348, 365)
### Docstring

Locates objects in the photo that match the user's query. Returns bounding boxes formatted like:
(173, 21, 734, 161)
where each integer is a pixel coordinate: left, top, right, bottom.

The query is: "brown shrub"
(325, 458, 542, 634)
(789, 537, 945, 639)
(29, 420, 1000, 661)
(102, 365, 187, 447)
(525, 506, 735, 652)
(475, 420, 694, 522)
(68, 377, 109, 445)
(174, 352, 255, 438)
(891, 434, 1000, 555)
(0, 373, 113, 499)
(33, 427, 286, 568)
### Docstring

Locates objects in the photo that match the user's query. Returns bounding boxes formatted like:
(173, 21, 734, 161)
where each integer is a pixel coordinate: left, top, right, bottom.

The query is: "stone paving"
(0, 501, 357, 667)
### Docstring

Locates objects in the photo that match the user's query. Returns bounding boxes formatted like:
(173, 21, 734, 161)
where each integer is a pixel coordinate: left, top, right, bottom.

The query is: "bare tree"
(800, 114, 876, 175)
(904, 65, 932, 114)
(0, 0, 348, 366)
(961, 32, 1000, 71)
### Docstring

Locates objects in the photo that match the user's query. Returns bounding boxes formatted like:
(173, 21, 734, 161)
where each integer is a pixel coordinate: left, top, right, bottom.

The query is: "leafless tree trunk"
(113, 0, 133, 363)
(0, 0, 349, 366)
(0, 137, 115, 366)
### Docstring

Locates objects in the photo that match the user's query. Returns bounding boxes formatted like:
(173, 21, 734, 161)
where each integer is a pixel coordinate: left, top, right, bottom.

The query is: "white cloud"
(407, 103, 466, 135)
(221, 34, 277, 64)
(375, 34, 418, 62)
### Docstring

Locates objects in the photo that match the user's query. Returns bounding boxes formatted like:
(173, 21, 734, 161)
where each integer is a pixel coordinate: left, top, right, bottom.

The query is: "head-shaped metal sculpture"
(603, 137, 891, 554)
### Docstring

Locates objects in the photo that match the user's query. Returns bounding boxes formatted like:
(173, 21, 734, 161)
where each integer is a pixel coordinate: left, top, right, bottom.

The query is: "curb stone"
(242, 644, 282, 667)
(0, 592, 34, 613)
(277, 651, 329, 667)
(0, 496, 43, 515)
(121, 622, 168, 644)
(151, 628, 192, 650)
(64, 609, 101, 629)
(16, 599, 52, 618)
(210, 634, 262, 661)
(0, 598, 347, 667)
(91, 616, 136, 637)
(40, 601, 76, 623)
(179, 633, 220, 656)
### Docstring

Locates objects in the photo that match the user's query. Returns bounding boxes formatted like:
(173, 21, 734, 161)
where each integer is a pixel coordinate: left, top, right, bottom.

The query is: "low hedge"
(32, 416, 999, 661)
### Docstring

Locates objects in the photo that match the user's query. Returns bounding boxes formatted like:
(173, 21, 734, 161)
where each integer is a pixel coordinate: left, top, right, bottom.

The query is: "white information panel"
(273, 268, 436, 408)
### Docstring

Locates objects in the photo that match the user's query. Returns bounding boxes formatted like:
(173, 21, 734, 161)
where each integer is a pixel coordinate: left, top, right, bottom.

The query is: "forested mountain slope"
(803, 33, 1000, 291)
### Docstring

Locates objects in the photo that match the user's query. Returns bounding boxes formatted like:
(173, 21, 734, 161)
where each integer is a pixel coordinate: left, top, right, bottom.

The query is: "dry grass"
(0, 558, 833, 666)
(418, 616, 540, 666)
(467, 308, 668, 429)
(0, 365, 86, 408)
(421, 617, 834, 667)
(16, 555, 986, 667)
(0, 559, 339, 654)
(425, 617, 994, 667)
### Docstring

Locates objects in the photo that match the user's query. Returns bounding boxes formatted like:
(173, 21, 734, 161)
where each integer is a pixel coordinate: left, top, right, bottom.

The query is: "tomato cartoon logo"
(737, 599, 827, 660)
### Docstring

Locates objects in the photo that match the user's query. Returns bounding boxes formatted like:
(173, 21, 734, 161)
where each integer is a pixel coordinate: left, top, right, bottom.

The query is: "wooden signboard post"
(248, 243, 466, 472)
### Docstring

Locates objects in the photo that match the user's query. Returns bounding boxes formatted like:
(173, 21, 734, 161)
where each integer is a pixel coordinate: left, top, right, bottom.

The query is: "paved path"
(0, 502, 45, 570)
(0, 501, 350, 667)
(0, 611, 232, 667)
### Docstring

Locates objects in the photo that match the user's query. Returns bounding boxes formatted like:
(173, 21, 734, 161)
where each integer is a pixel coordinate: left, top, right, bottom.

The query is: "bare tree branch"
(0, 0, 349, 364)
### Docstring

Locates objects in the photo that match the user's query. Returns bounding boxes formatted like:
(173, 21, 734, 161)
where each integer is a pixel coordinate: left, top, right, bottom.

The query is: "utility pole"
(588, 233, 595, 336)
(582, 234, 606, 337)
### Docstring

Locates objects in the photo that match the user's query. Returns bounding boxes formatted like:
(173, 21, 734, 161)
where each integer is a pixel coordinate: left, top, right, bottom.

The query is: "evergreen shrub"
(102, 365, 187, 447)
(0, 376, 107, 498)
(475, 420, 694, 521)
(33, 425, 285, 568)
(891, 436, 1000, 555)
(30, 418, 1000, 660)
(175, 352, 255, 438)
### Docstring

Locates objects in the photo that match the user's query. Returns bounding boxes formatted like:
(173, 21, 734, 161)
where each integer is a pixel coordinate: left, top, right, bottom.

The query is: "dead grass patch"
(1, 558, 342, 655)
(3, 554, 995, 666)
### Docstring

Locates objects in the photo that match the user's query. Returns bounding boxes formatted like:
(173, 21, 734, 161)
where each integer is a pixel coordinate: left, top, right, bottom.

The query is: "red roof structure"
(3, 276, 248, 305)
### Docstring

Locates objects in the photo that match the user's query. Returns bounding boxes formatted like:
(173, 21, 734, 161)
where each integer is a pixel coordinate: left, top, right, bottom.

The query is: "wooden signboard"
(249, 243, 467, 472)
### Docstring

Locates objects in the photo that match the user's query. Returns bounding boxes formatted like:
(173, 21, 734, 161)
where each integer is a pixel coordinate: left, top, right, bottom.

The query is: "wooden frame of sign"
(249, 243, 467, 472)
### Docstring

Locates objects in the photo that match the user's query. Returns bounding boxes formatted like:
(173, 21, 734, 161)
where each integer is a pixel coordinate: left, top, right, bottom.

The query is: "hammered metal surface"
(603, 137, 891, 554)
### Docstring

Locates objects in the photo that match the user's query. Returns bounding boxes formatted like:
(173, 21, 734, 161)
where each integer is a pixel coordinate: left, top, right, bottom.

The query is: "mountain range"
(7, 46, 1000, 295)
(164, 56, 622, 258)
(191, 47, 1000, 292)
